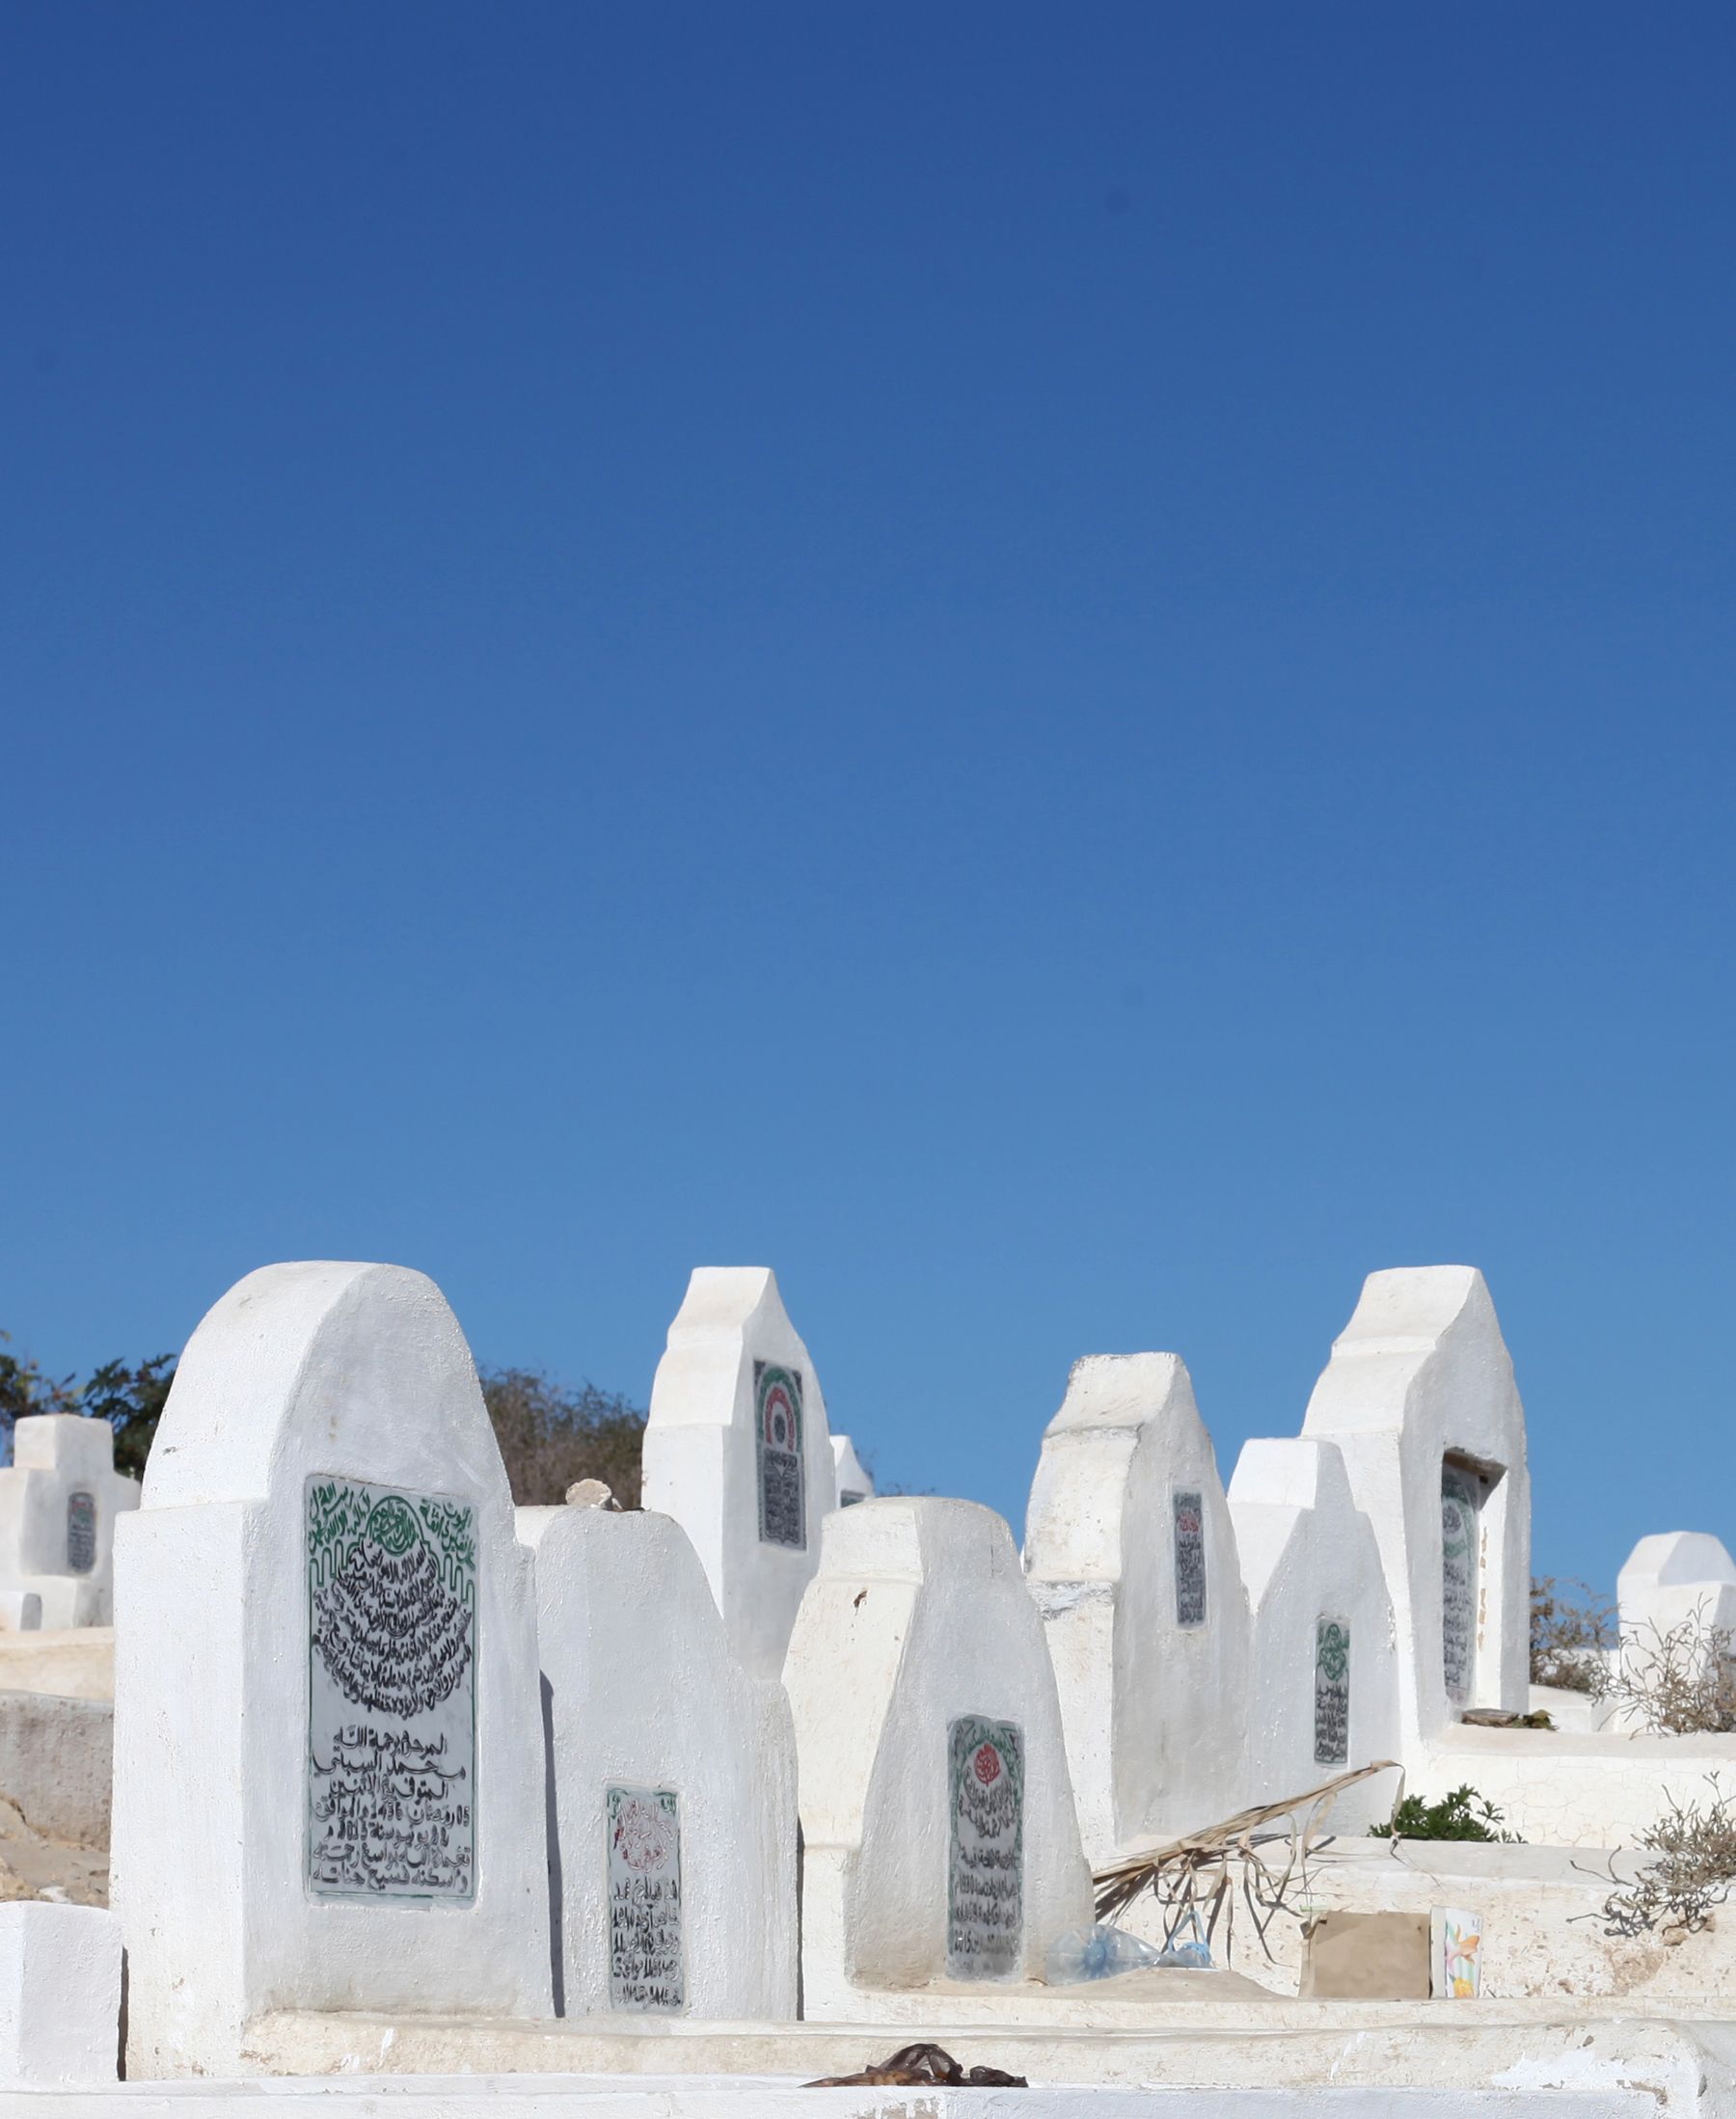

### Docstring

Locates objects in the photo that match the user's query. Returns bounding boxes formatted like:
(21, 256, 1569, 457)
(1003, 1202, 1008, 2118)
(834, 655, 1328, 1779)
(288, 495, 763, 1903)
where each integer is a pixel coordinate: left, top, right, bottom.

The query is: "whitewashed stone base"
(0, 1903, 120, 2086)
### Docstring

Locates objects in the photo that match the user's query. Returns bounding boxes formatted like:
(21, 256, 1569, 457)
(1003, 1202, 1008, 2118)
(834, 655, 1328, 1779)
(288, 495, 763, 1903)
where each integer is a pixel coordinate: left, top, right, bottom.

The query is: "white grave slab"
(1300, 1267, 1531, 1754)
(639, 1269, 838, 1681)
(831, 1434, 875, 1508)
(0, 1902, 121, 2086)
(0, 1415, 139, 1627)
(111, 1263, 552, 2078)
(783, 1496, 1092, 2015)
(1022, 1354, 1253, 1860)
(1228, 1436, 1399, 1832)
(516, 1500, 798, 2022)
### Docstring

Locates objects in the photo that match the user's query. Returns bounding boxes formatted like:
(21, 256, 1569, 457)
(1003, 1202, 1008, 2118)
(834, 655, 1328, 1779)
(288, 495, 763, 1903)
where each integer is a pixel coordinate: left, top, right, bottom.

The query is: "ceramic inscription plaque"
(753, 1359, 805, 1549)
(66, 1491, 96, 1574)
(1441, 1463, 1480, 1705)
(1314, 1616, 1350, 1766)
(606, 1784, 684, 2012)
(946, 1714, 1023, 1979)
(305, 1475, 476, 1901)
(1172, 1487, 1206, 1628)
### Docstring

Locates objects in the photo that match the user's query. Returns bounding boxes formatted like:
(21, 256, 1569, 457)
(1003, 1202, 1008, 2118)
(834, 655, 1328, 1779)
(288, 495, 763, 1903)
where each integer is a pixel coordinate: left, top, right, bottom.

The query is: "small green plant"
(1370, 1784, 1519, 1843)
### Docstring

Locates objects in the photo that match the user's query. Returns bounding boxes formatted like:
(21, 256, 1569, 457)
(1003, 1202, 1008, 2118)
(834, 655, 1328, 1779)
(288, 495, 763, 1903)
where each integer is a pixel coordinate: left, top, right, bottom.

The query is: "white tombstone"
(112, 1263, 553, 2078)
(1299, 1266, 1531, 1755)
(0, 1903, 121, 2087)
(831, 1434, 875, 1508)
(783, 1496, 1092, 2015)
(0, 1416, 139, 1628)
(515, 1499, 799, 2021)
(1614, 1533, 1736, 1712)
(640, 1268, 838, 1682)
(1022, 1353, 1252, 1861)
(1229, 1435, 1399, 1832)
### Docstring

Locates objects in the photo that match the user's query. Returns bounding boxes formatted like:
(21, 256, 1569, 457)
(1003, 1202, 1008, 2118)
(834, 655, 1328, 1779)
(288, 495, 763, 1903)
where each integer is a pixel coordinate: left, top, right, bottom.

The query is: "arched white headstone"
(516, 1501, 798, 2022)
(1300, 1266, 1531, 1752)
(783, 1497, 1091, 2016)
(639, 1268, 838, 1681)
(1229, 1436, 1399, 1831)
(1022, 1353, 1252, 1860)
(0, 1417, 139, 1628)
(831, 1434, 875, 1509)
(111, 1263, 552, 2078)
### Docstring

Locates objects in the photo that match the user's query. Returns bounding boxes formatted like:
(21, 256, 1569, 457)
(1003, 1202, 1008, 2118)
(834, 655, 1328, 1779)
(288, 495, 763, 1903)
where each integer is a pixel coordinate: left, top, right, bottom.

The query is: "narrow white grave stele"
(946, 1715, 1023, 1980)
(112, 1262, 551, 2079)
(305, 1478, 476, 1900)
(606, 1785, 683, 2013)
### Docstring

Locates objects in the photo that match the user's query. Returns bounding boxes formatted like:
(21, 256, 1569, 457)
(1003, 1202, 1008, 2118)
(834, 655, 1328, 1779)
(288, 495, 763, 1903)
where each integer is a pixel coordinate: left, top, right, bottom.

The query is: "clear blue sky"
(5, 5, 1732, 1594)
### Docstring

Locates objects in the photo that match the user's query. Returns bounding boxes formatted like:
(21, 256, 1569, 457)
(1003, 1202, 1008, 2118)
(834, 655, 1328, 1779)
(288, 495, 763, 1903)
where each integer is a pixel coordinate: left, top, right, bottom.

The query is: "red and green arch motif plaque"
(305, 1475, 477, 1902)
(753, 1360, 805, 1550)
(946, 1714, 1024, 1980)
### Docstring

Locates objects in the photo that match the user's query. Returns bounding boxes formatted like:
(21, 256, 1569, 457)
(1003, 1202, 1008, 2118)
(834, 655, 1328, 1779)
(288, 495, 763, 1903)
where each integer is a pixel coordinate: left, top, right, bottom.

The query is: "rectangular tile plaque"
(753, 1359, 805, 1549)
(946, 1714, 1023, 1980)
(1173, 1487, 1207, 1628)
(607, 1783, 684, 2012)
(66, 1491, 96, 1574)
(305, 1475, 476, 1901)
(1314, 1615, 1350, 1765)
(1441, 1463, 1481, 1705)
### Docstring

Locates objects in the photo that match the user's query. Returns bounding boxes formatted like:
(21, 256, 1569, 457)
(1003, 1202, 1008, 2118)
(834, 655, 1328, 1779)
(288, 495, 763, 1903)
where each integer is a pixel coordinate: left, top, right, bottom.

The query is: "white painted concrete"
(516, 1501, 798, 2021)
(111, 1262, 553, 2079)
(784, 1496, 1093, 2013)
(1228, 1437, 1398, 1833)
(0, 1690, 111, 1845)
(1300, 1269, 1531, 1755)
(0, 1418, 139, 1629)
(1023, 1355, 1253, 1860)
(640, 1269, 838, 1683)
(0, 1903, 120, 2085)
(831, 1434, 875, 1508)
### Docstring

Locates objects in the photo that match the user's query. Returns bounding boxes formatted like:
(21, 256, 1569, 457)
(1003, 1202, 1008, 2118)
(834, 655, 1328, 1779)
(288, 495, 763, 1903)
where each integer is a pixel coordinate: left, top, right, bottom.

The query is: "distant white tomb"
(784, 1497, 1092, 2014)
(0, 1416, 139, 1629)
(1229, 1435, 1399, 1832)
(1300, 1267, 1531, 1754)
(1023, 1354, 1253, 1861)
(112, 1263, 553, 2078)
(516, 1498, 799, 2021)
(1611, 1532, 1736, 1719)
(831, 1434, 875, 1508)
(640, 1268, 838, 1682)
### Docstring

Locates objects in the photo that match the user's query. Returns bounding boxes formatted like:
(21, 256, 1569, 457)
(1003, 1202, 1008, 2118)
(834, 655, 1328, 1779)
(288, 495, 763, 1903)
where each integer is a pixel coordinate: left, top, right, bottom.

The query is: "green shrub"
(1370, 1784, 1519, 1842)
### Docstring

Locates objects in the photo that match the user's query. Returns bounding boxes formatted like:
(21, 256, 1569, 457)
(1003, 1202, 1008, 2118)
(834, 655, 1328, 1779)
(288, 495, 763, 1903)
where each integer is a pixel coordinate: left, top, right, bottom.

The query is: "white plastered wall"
(1022, 1354, 1252, 1860)
(0, 1417, 139, 1627)
(639, 1268, 838, 1682)
(784, 1497, 1092, 2015)
(1228, 1436, 1399, 1833)
(515, 1502, 798, 2021)
(111, 1263, 553, 2078)
(1299, 1267, 1531, 1759)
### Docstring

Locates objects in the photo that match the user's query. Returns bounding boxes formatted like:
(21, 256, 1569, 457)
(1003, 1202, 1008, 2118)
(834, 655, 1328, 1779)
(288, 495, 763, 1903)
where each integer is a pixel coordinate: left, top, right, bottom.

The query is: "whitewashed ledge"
(0, 2084, 1669, 2119)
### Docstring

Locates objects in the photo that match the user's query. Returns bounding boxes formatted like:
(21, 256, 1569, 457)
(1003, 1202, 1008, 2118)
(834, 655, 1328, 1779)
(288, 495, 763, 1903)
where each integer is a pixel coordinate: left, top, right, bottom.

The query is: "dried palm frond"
(1092, 1759, 1402, 1963)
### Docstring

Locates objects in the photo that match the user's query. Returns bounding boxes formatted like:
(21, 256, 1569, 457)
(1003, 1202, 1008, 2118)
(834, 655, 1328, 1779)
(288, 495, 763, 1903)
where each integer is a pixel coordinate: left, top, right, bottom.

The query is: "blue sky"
(4, 5, 1732, 1592)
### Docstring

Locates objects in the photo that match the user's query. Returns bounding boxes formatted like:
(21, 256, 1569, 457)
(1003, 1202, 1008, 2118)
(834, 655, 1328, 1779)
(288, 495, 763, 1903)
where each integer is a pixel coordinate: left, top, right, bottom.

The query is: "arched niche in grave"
(1022, 1353, 1252, 1862)
(516, 1499, 799, 2022)
(111, 1263, 552, 2079)
(0, 1416, 139, 1627)
(783, 1498, 1091, 2018)
(1228, 1435, 1399, 1832)
(1300, 1266, 1531, 1755)
(639, 1268, 838, 1682)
